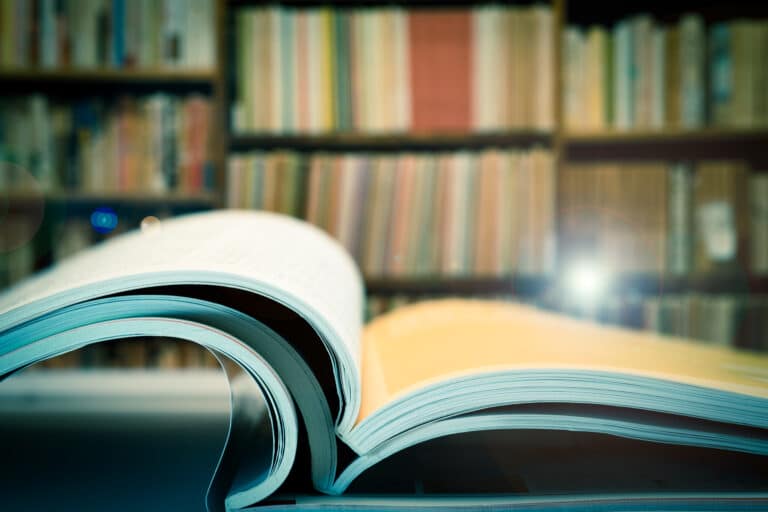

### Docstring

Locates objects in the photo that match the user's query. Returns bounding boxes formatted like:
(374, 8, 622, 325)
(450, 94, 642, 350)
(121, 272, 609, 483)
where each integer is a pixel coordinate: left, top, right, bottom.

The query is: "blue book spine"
(112, 0, 125, 67)
(709, 23, 732, 124)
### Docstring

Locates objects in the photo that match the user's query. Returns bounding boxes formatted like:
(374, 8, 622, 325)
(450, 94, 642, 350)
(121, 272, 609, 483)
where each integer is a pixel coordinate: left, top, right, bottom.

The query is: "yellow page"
(358, 299, 768, 423)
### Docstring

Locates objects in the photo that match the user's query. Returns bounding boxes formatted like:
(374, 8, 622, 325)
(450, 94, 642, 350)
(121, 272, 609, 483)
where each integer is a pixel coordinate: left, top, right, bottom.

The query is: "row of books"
(34, 338, 219, 369)
(232, 5, 554, 134)
(228, 149, 557, 277)
(226, 152, 304, 217)
(0, 0, 215, 70)
(561, 161, 768, 274)
(0, 94, 213, 193)
(645, 294, 768, 352)
(564, 15, 768, 130)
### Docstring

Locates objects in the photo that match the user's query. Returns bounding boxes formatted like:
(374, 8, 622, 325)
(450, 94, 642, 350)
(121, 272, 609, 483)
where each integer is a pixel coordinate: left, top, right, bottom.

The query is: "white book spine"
(472, 8, 492, 131)
(393, 8, 410, 132)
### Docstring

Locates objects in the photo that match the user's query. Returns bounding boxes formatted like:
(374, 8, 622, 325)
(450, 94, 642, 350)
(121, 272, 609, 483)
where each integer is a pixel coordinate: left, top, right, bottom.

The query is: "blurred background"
(2, 1, 768, 509)
(1, 0, 767, 370)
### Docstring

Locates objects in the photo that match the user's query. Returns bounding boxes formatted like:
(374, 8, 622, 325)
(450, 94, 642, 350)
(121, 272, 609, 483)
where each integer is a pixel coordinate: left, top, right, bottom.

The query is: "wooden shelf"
(5, 190, 217, 207)
(364, 273, 768, 296)
(615, 273, 768, 295)
(565, 128, 768, 144)
(564, 128, 768, 162)
(0, 69, 217, 86)
(230, 131, 553, 152)
(365, 276, 551, 296)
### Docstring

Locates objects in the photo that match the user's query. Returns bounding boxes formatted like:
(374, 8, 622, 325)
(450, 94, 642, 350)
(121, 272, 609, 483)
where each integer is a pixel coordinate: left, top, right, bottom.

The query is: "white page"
(0, 210, 364, 429)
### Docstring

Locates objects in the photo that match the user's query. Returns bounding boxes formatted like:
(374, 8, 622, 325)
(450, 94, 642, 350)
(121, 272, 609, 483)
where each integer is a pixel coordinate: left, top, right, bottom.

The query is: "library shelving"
(564, 129, 768, 162)
(220, 0, 768, 353)
(3, 0, 768, 353)
(0, 0, 227, 298)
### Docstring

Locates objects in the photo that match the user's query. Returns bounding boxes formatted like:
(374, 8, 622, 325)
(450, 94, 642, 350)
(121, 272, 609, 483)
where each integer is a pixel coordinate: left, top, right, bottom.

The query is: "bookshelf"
(3, 0, 768, 357)
(220, 0, 768, 351)
(0, 0, 226, 312)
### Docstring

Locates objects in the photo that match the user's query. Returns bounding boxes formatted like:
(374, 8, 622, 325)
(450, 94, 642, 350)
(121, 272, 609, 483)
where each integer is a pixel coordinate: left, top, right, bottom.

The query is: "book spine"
(668, 162, 693, 275)
(15, 0, 31, 67)
(0, 1, 14, 66)
(111, 0, 124, 67)
(632, 15, 652, 129)
(710, 23, 733, 126)
(39, 0, 57, 68)
(680, 14, 705, 128)
(651, 27, 666, 128)
(563, 27, 582, 130)
(613, 21, 632, 129)
(751, 174, 768, 274)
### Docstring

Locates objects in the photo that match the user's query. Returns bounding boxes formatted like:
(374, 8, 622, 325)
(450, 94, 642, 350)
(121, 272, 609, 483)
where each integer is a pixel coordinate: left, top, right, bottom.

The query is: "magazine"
(1, 210, 766, 511)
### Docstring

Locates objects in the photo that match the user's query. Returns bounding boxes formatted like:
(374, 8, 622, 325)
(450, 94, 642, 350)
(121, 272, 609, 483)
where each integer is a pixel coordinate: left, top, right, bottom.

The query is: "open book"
(1, 210, 767, 511)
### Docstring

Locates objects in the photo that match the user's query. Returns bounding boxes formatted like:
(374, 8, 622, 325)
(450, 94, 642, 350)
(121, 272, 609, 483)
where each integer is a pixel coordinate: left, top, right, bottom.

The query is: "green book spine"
(334, 11, 352, 132)
(604, 28, 614, 127)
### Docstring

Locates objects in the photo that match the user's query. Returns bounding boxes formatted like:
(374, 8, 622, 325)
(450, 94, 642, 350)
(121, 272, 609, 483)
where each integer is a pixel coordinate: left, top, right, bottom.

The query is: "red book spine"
(408, 10, 472, 133)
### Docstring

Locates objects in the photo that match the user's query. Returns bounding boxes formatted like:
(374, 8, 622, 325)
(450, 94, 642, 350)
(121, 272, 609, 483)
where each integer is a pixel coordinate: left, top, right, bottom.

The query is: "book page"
(358, 299, 768, 422)
(0, 210, 364, 426)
